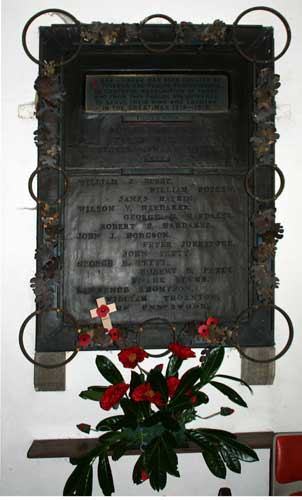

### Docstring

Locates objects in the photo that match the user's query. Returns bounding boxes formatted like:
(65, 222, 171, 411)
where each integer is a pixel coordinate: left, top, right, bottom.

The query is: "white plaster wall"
(1, 0, 301, 495)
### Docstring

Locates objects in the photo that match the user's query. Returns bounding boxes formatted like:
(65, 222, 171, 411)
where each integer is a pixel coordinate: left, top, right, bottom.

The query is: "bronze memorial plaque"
(32, 20, 279, 352)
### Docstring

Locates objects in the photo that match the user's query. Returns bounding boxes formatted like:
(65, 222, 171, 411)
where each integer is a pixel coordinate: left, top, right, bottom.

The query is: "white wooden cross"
(90, 297, 117, 330)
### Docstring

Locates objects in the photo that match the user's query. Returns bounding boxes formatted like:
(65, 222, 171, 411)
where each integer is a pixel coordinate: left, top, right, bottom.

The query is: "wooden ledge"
(27, 432, 274, 459)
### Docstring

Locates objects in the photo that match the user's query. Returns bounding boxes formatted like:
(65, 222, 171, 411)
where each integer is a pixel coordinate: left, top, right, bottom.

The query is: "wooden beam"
(27, 432, 274, 459)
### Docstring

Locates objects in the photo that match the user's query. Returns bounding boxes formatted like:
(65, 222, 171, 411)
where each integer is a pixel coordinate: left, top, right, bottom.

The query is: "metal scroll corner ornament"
(19, 7, 293, 368)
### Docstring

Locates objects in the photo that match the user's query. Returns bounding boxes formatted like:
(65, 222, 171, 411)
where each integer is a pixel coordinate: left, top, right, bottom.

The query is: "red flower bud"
(206, 316, 219, 326)
(220, 407, 235, 416)
(77, 423, 91, 434)
(141, 470, 149, 481)
(198, 324, 209, 337)
(167, 376, 180, 399)
(78, 333, 91, 347)
(96, 304, 110, 318)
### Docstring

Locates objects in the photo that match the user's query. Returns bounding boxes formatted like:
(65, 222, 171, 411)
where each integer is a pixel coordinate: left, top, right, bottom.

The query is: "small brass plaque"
(85, 74, 229, 113)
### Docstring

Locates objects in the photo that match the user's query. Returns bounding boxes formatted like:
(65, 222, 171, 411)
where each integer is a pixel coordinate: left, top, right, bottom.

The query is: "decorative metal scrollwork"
(19, 308, 79, 368)
(19, 7, 294, 367)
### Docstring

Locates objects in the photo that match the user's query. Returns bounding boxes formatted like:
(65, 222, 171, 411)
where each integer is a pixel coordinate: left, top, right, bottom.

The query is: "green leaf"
(201, 347, 225, 384)
(202, 449, 226, 479)
(192, 429, 259, 463)
(79, 387, 107, 401)
(132, 454, 146, 484)
(144, 431, 179, 482)
(130, 371, 144, 396)
(160, 412, 180, 431)
(111, 439, 129, 461)
(214, 374, 253, 394)
(193, 391, 209, 406)
(220, 439, 259, 463)
(185, 428, 214, 451)
(96, 415, 127, 431)
(147, 370, 169, 402)
(220, 447, 241, 473)
(171, 367, 203, 404)
(195, 428, 236, 442)
(210, 381, 248, 407)
(96, 355, 124, 385)
(149, 470, 167, 491)
(97, 453, 115, 496)
(63, 462, 93, 495)
(120, 398, 139, 428)
(166, 355, 183, 378)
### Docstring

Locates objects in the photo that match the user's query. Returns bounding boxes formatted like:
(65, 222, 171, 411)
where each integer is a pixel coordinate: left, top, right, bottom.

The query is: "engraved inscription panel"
(85, 74, 229, 113)
(64, 175, 248, 325)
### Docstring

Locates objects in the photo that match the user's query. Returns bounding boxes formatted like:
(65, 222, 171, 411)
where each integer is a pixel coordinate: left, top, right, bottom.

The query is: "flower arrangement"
(63, 339, 258, 496)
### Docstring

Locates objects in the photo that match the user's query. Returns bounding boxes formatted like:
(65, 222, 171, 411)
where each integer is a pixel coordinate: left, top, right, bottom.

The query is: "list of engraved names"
(64, 175, 248, 323)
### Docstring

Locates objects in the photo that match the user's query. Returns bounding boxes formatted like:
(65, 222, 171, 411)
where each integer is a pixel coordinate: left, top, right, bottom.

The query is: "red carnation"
(206, 316, 219, 326)
(118, 346, 149, 368)
(108, 328, 120, 342)
(79, 333, 91, 346)
(132, 383, 165, 407)
(100, 383, 129, 411)
(167, 376, 180, 399)
(198, 324, 209, 337)
(168, 343, 196, 360)
(141, 470, 149, 481)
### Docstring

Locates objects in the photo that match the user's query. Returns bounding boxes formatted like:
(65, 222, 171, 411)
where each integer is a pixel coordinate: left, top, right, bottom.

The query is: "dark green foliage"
(79, 387, 108, 401)
(200, 347, 224, 383)
(210, 381, 248, 407)
(202, 448, 227, 479)
(214, 374, 253, 394)
(95, 355, 124, 385)
(63, 463, 93, 496)
(147, 369, 169, 402)
(129, 370, 144, 396)
(166, 355, 183, 378)
(64, 348, 258, 495)
(97, 453, 115, 496)
(132, 454, 146, 484)
(143, 431, 180, 491)
(96, 415, 128, 431)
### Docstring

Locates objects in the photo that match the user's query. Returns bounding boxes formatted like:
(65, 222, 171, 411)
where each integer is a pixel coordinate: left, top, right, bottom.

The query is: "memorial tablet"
(32, 20, 278, 352)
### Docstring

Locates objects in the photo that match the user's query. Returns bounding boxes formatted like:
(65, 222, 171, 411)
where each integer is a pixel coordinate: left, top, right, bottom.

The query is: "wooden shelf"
(27, 431, 274, 459)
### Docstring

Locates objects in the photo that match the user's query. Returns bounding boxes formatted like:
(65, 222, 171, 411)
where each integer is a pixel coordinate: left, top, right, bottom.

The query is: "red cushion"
(289, 492, 302, 496)
(275, 435, 302, 483)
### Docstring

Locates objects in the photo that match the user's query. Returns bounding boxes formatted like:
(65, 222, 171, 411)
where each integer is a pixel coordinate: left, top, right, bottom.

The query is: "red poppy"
(168, 343, 196, 360)
(206, 316, 219, 326)
(78, 333, 91, 346)
(132, 383, 165, 406)
(198, 324, 209, 337)
(108, 328, 120, 341)
(167, 376, 180, 399)
(77, 423, 91, 434)
(141, 470, 149, 481)
(100, 383, 129, 411)
(96, 304, 110, 318)
(118, 346, 149, 368)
